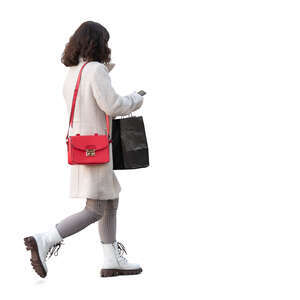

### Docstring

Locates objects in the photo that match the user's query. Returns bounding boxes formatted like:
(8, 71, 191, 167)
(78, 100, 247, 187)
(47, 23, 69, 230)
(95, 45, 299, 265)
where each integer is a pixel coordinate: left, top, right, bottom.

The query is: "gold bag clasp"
(86, 149, 96, 157)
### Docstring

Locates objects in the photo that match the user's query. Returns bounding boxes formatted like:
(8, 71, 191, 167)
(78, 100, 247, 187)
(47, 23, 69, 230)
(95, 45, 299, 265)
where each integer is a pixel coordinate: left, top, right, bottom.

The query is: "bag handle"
(66, 62, 110, 141)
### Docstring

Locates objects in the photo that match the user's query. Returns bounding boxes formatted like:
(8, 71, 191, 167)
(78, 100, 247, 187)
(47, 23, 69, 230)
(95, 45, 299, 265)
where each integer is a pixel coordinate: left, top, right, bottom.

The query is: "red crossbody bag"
(66, 62, 112, 165)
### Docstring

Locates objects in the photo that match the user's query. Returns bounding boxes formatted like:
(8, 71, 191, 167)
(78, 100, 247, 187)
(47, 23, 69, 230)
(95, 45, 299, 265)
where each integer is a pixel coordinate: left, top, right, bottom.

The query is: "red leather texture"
(67, 134, 111, 165)
(66, 62, 111, 165)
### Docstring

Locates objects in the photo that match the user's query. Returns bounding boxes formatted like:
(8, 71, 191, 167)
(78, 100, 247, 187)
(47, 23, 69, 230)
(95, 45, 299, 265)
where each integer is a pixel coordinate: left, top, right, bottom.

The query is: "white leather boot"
(101, 241, 142, 277)
(24, 227, 63, 278)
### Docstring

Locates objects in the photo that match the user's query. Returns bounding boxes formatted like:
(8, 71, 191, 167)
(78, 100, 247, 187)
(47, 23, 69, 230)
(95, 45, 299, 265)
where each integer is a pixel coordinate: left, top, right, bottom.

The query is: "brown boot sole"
(24, 236, 47, 278)
(101, 268, 142, 277)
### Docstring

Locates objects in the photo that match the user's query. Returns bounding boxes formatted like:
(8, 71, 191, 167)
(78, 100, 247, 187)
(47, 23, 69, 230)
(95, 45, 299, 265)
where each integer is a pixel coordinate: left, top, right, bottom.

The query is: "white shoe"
(101, 241, 142, 277)
(24, 227, 63, 278)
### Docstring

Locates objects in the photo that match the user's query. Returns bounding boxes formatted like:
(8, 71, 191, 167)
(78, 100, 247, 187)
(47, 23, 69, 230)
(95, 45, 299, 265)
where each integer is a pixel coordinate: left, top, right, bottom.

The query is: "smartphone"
(138, 90, 146, 96)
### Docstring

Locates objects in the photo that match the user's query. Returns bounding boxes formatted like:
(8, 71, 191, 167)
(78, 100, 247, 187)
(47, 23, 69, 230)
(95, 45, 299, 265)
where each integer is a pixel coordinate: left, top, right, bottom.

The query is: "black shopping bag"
(112, 116, 149, 170)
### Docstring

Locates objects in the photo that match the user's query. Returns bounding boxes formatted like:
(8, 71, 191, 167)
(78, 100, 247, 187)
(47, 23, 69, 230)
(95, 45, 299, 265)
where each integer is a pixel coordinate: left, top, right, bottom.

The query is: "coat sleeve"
(90, 64, 144, 117)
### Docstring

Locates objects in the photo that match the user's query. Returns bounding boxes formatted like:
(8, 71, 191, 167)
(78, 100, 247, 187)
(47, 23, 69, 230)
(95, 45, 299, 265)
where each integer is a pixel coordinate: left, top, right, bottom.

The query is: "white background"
(0, 0, 299, 299)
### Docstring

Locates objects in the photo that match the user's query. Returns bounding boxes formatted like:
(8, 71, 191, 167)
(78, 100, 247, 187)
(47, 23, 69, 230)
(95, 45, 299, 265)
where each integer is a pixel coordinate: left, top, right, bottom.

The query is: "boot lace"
(116, 242, 128, 263)
(46, 241, 64, 261)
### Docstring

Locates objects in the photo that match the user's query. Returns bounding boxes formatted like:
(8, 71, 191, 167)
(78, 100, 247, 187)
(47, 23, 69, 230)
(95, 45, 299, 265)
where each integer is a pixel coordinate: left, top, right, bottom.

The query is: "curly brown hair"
(61, 21, 111, 66)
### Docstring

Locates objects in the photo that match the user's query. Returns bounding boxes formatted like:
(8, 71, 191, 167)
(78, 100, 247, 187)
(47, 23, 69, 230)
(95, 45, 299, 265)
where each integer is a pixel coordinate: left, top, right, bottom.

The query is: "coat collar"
(78, 57, 114, 73)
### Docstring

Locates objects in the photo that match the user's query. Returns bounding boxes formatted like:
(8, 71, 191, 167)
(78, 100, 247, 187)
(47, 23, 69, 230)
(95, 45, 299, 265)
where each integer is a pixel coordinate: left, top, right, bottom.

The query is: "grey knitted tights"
(56, 198, 118, 244)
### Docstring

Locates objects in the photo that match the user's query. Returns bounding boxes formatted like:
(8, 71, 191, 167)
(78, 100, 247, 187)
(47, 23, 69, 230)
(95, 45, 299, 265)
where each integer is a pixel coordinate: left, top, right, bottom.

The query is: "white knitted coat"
(63, 58, 144, 200)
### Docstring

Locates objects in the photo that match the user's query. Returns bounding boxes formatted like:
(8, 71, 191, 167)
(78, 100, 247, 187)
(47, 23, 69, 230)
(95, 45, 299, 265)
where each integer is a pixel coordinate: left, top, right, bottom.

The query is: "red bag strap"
(66, 62, 110, 140)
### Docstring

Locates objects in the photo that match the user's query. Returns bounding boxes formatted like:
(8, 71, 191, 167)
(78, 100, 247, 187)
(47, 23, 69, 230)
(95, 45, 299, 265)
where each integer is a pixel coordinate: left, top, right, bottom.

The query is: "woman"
(24, 21, 145, 278)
